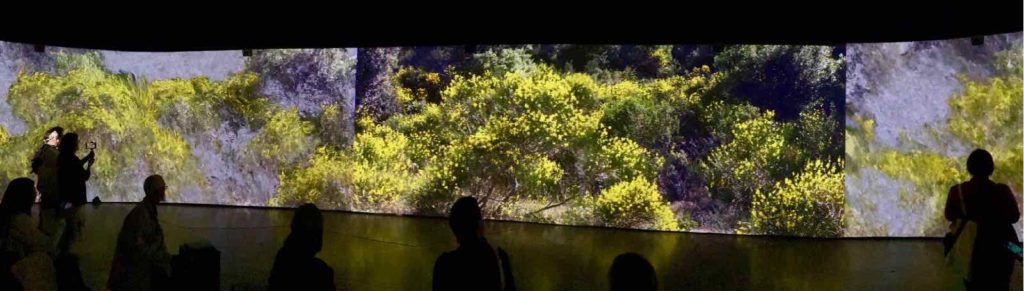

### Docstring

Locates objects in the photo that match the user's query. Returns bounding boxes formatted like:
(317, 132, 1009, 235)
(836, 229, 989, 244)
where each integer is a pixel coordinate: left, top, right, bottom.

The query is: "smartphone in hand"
(1009, 242, 1023, 260)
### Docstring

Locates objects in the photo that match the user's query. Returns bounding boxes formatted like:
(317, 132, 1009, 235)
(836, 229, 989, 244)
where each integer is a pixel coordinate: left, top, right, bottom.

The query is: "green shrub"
(749, 159, 845, 236)
(394, 66, 444, 109)
(591, 177, 680, 231)
(248, 108, 314, 166)
(699, 110, 786, 205)
(467, 48, 539, 76)
(273, 117, 421, 212)
(272, 147, 351, 208)
(314, 104, 350, 146)
(0, 126, 7, 146)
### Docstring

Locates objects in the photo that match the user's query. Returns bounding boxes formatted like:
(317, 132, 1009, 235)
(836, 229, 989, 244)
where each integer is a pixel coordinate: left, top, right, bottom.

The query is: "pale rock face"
(0, 42, 57, 135)
(845, 32, 1023, 237)
(101, 50, 246, 81)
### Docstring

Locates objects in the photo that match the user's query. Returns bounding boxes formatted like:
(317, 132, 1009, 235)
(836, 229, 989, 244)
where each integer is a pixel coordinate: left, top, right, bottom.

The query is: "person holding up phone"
(57, 134, 94, 206)
(1007, 241, 1023, 261)
(55, 133, 94, 251)
(54, 132, 95, 291)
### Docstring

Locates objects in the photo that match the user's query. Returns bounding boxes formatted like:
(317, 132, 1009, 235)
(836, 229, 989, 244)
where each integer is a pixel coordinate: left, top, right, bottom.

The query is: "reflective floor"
(46, 204, 1022, 291)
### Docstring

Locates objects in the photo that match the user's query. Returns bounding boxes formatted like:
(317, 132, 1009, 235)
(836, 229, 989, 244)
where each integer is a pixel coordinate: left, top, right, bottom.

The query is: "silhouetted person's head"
(967, 149, 995, 179)
(286, 203, 324, 257)
(609, 253, 657, 291)
(1, 178, 36, 216)
(143, 175, 167, 203)
(59, 132, 79, 154)
(449, 196, 483, 245)
(45, 126, 64, 146)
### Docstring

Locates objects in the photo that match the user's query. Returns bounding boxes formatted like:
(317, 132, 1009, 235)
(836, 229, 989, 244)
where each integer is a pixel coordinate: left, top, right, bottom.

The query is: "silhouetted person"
(608, 253, 657, 291)
(269, 203, 335, 291)
(33, 127, 64, 243)
(432, 196, 515, 291)
(56, 133, 93, 209)
(55, 133, 94, 255)
(944, 149, 1020, 290)
(108, 175, 171, 291)
(53, 133, 93, 291)
(0, 178, 57, 291)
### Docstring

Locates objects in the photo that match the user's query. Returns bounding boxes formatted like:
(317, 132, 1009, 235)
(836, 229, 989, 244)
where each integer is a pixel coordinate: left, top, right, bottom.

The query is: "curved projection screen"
(0, 33, 1019, 237)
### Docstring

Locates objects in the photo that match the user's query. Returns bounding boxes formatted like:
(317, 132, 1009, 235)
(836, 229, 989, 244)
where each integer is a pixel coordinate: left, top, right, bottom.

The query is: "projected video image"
(845, 33, 1023, 237)
(0, 44, 846, 235)
(0, 46, 357, 207)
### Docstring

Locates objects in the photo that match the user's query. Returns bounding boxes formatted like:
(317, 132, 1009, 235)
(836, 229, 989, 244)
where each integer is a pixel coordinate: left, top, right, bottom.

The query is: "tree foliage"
(276, 45, 847, 233)
(276, 57, 709, 228)
(712, 45, 845, 120)
(699, 110, 786, 206)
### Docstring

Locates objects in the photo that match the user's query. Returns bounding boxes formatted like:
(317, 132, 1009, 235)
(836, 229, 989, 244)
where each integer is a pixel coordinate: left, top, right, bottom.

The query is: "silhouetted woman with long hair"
(944, 149, 1020, 290)
(0, 178, 57, 291)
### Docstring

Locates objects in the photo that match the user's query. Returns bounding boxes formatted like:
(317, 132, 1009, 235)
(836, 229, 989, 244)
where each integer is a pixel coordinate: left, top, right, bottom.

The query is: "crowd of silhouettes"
(0, 125, 1018, 290)
(0, 127, 97, 291)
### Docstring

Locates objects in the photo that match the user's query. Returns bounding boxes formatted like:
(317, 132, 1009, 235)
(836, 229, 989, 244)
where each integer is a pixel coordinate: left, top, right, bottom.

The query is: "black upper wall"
(0, 4, 1021, 51)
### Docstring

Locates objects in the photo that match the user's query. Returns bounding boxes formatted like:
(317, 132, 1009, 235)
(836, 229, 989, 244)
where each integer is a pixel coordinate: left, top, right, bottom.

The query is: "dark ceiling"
(1, 5, 1020, 51)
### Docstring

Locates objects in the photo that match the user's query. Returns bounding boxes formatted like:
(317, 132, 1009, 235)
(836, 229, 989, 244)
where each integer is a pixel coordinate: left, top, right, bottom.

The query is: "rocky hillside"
(845, 32, 1023, 237)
